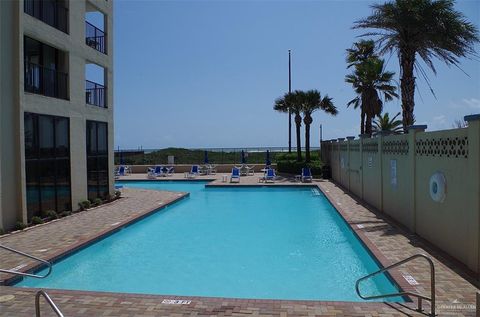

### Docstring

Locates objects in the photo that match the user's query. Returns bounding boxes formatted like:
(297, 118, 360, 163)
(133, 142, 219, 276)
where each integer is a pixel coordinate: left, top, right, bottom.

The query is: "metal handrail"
(355, 254, 435, 316)
(35, 290, 64, 317)
(0, 244, 52, 279)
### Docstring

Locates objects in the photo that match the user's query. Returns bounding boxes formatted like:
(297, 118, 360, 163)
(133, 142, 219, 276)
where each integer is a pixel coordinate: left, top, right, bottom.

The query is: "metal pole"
(288, 49, 292, 153)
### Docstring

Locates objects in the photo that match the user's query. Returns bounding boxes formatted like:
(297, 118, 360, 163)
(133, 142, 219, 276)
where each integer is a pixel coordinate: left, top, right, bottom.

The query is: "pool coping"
(3, 178, 415, 307)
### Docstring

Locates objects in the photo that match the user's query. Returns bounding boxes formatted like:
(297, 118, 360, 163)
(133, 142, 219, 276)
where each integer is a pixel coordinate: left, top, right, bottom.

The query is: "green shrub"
(42, 210, 59, 220)
(78, 200, 91, 210)
(31, 216, 44, 225)
(0, 228, 4, 235)
(276, 152, 320, 162)
(276, 160, 323, 176)
(59, 210, 72, 218)
(93, 198, 103, 207)
(15, 221, 27, 231)
(115, 190, 121, 198)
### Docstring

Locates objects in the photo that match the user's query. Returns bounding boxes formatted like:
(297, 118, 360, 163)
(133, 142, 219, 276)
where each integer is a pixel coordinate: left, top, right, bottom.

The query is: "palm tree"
(354, 0, 479, 131)
(345, 40, 379, 134)
(345, 57, 398, 135)
(274, 92, 303, 162)
(301, 90, 338, 162)
(346, 39, 377, 68)
(373, 112, 403, 135)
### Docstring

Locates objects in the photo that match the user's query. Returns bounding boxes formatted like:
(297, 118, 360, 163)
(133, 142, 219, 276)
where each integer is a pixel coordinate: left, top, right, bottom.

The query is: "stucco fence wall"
(321, 114, 480, 276)
(117, 164, 277, 174)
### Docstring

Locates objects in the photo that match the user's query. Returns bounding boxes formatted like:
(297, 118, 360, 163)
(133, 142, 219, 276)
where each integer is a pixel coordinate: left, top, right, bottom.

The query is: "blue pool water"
(17, 181, 403, 301)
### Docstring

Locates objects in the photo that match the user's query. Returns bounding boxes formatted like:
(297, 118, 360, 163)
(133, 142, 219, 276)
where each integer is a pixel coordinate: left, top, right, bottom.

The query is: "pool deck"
(0, 173, 478, 316)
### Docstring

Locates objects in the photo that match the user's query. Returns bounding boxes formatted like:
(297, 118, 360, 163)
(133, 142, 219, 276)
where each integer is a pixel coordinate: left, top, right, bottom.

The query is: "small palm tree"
(301, 90, 338, 162)
(346, 39, 377, 69)
(345, 57, 398, 135)
(354, 0, 479, 131)
(274, 92, 303, 162)
(373, 112, 403, 135)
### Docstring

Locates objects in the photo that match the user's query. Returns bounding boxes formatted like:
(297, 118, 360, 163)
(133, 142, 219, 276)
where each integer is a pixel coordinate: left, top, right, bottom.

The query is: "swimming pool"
(17, 181, 403, 302)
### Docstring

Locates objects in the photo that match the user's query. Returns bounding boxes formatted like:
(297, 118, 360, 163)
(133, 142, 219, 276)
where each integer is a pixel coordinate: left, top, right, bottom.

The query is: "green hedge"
(276, 160, 323, 176)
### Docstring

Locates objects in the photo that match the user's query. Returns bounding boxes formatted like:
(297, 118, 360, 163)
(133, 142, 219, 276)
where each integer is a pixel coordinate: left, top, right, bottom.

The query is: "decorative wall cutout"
(383, 140, 409, 155)
(416, 136, 468, 158)
(339, 143, 348, 151)
(363, 141, 379, 153)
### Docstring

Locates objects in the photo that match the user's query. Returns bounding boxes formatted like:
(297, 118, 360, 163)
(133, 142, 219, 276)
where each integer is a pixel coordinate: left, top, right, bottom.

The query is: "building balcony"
(86, 80, 106, 108)
(85, 21, 106, 54)
(24, 61, 68, 100)
(24, 0, 69, 34)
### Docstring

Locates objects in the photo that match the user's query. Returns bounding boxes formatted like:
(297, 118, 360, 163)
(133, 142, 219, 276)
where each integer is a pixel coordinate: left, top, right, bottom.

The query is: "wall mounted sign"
(390, 159, 397, 188)
(368, 156, 373, 168)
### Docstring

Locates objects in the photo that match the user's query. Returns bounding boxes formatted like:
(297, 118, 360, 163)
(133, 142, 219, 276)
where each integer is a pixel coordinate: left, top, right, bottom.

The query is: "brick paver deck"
(0, 174, 478, 316)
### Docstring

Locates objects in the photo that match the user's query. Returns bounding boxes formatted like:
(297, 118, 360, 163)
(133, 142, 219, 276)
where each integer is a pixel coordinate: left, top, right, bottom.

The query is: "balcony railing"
(24, 0, 68, 34)
(85, 21, 106, 54)
(86, 80, 106, 108)
(24, 61, 68, 100)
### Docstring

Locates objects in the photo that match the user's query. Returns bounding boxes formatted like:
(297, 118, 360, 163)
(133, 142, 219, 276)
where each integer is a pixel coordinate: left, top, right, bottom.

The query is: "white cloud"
(462, 98, 480, 109)
(450, 98, 480, 110)
(428, 114, 448, 131)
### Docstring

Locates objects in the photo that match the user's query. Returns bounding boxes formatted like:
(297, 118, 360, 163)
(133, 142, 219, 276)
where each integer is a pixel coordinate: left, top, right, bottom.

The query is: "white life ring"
(429, 172, 446, 203)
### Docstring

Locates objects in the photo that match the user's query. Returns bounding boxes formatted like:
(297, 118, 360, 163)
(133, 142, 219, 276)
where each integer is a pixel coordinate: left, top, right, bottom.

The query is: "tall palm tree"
(301, 90, 338, 162)
(345, 57, 398, 136)
(345, 40, 378, 134)
(373, 112, 403, 135)
(354, 0, 479, 131)
(274, 92, 303, 162)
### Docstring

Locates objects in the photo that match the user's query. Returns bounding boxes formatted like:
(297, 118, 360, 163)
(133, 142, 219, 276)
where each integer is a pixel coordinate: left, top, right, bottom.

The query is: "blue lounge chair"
(264, 168, 276, 183)
(188, 165, 199, 178)
(301, 168, 313, 182)
(115, 165, 126, 177)
(147, 165, 166, 178)
(230, 167, 240, 183)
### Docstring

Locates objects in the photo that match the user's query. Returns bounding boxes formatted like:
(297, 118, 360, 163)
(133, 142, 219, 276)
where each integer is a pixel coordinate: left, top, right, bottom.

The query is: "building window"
(25, 112, 71, 220)
(86, 121, 109, 200)
(24, 0, 69, 33)
(24, 36, 69, 100)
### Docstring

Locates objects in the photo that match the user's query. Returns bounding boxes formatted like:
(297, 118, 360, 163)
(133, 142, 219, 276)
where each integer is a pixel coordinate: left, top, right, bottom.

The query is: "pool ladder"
(0, 244, 64, 317)
(355, 253, 435, 316)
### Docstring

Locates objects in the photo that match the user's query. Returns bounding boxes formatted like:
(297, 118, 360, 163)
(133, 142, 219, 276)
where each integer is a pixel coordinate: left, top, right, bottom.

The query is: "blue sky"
(114, 0, 480, 149)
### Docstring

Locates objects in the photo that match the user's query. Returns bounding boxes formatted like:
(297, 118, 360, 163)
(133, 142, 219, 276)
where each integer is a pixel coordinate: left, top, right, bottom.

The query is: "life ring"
(429, 172, 446, 203)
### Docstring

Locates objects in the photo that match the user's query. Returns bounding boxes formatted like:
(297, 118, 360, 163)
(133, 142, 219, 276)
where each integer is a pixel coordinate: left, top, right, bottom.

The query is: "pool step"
(311, 188, 321, 196)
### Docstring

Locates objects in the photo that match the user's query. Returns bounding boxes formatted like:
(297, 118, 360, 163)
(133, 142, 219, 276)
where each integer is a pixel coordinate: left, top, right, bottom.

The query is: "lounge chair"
(264, 168, 276, 183)
(239, 165, 249, 176)
(230, 167, 240, 183)
(148, 165, 166, 178)
(247, 165, 255, 176)
(209, 164, 217, 175)
(115, 166, 126, 177)
(165, 166, 175, 176)
(301, 168, 313, 183)
(188, 165, 199, 178)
